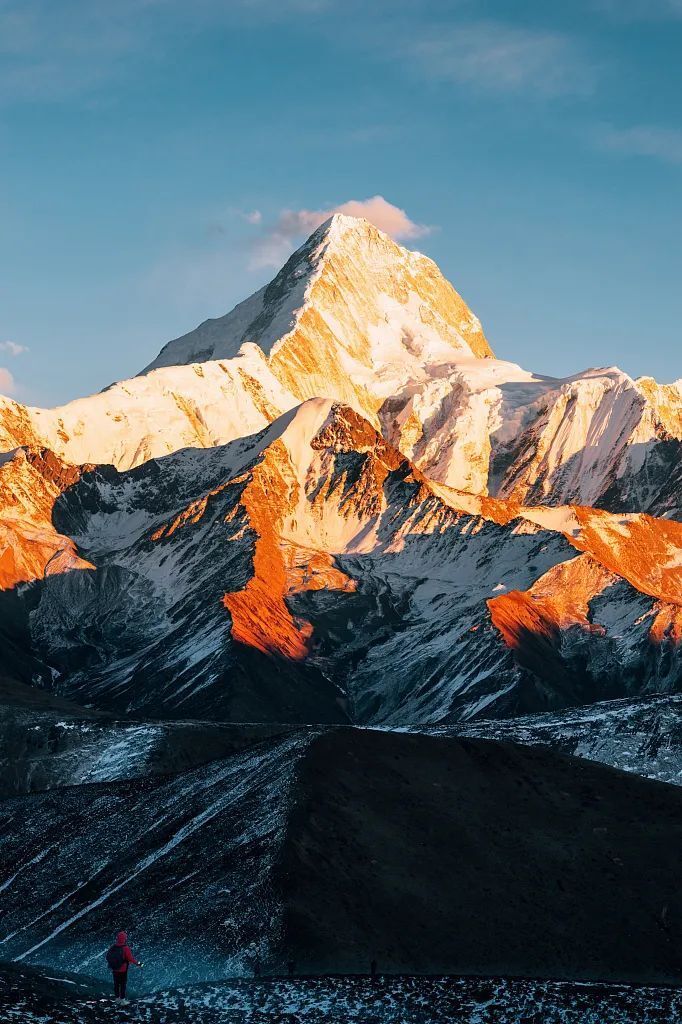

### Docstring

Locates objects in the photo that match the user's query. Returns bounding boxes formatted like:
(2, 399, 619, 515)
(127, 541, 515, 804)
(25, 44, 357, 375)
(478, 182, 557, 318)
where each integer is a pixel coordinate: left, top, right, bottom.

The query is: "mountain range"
(1, 214, 680, 724)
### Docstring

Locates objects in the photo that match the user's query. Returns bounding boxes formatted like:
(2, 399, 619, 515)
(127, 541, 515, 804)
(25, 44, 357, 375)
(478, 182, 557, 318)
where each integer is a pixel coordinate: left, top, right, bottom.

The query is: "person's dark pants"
(113, 970, 128, 998)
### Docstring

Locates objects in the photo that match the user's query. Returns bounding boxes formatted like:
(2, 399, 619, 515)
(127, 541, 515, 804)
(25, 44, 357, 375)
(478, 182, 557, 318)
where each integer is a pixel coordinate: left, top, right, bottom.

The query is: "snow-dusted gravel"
(3, 968, 682, 1024)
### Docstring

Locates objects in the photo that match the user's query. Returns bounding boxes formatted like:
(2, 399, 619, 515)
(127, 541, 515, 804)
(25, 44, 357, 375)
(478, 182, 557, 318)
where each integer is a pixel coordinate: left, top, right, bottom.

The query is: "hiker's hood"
(116, 931, 127, 946)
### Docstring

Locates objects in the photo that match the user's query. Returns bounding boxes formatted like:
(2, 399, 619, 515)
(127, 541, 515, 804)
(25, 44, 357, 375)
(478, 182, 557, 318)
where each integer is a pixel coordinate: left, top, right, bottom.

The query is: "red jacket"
(113, 931, 139, 973)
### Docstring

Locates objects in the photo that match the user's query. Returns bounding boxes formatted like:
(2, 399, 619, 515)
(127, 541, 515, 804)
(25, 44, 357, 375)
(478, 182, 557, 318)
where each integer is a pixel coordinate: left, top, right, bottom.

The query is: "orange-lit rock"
(222, 443, 314, 660)
(0, 448, 94, 590)
(565, 507, 682, 605)
(0, 520, 93, 591)
(488, 554, 612, 654)
(443, 491, 682, 612)
(284, 548, 357, 595)
(649, 604, 682, 647)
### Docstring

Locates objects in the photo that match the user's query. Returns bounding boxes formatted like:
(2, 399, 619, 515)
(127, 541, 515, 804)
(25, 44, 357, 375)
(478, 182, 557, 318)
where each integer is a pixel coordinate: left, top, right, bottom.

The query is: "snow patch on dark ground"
(145, 976, 682, 1023)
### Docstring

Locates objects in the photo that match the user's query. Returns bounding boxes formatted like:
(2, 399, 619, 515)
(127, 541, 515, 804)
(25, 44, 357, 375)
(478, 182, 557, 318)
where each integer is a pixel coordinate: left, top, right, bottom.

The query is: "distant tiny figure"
(370, 958, 378, 982)
(105, 930, 142, 1000)
(287, 958, 295, 978)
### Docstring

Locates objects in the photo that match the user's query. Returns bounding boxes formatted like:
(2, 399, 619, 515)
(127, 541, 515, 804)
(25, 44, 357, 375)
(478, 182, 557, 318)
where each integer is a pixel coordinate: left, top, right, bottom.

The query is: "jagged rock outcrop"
(0, 447, 94, 590)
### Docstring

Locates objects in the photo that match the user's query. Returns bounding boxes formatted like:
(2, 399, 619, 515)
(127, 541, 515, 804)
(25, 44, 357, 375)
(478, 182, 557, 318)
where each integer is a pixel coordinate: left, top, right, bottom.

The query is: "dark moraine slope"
(276, 730, 682, 984)
(438, 693, 682, 787)
(0, 674, 106, 716)
(1, 729, 682, 989)
(0, 671, 298, 800)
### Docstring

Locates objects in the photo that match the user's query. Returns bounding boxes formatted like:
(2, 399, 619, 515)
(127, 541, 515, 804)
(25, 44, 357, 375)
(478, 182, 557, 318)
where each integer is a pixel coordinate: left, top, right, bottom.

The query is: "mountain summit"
(142, 214, 494, 405)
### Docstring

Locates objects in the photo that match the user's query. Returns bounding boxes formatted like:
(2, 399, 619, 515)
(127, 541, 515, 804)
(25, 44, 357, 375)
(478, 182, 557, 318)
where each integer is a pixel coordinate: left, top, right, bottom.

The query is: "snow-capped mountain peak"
(142, 214, 494, 389)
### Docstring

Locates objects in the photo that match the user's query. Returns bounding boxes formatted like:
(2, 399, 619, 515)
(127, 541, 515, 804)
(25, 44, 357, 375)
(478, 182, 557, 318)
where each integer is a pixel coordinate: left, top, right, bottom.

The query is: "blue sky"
(0, 0, 680, 406)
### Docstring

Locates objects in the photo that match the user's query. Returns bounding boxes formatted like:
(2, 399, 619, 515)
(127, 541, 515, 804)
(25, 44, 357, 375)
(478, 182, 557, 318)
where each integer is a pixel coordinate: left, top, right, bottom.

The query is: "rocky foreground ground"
(2, 964, 682, 1024)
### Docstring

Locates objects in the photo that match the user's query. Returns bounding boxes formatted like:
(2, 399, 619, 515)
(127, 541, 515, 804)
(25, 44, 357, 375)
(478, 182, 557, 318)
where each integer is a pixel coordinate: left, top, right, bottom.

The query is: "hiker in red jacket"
(106, 930, 142, 1000)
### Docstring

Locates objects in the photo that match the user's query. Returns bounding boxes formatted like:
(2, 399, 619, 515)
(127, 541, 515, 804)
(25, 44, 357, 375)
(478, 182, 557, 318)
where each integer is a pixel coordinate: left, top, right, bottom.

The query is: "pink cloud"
(333, 196, 430, 240)
(0, 367, 16, 395)
(250, 196, 431, 269)
(0, 340, 28, 356)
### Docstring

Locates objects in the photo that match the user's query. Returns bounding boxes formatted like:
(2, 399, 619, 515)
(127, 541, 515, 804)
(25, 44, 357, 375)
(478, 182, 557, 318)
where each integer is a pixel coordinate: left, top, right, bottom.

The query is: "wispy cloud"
(206, 207, 264, 237)
(0, 2, 597, 107)
(0, 340, 29, 356)
(395, 20, 595, 98)
(0, 0, 335, 104)
(0, 1, 146, 102)
(250, 195, 431, 269)
(238, 0, 333, 10)
(597, 124, 682, 165)
(594, 0, 682, 20)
